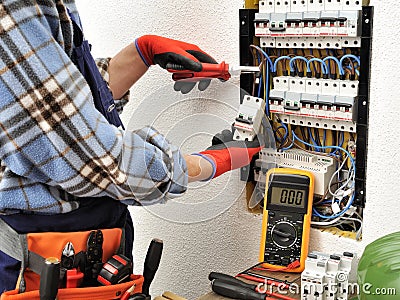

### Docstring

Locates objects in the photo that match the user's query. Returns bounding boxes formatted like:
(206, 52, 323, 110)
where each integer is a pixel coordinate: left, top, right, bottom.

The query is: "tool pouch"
(1, 274, 143, 300)
(0, 222, 143, 300)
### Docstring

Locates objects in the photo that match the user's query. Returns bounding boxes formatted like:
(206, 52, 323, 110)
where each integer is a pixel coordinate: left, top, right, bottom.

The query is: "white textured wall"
(76, 0, 399, 298)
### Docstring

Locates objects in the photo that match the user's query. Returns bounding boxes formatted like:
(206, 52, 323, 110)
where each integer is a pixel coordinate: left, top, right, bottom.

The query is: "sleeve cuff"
(191, 153, 216, 181)
(135, 39, 151, 67)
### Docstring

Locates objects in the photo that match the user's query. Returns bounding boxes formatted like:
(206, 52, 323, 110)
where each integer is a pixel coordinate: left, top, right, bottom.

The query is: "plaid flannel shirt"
(0, 0, 188, 214)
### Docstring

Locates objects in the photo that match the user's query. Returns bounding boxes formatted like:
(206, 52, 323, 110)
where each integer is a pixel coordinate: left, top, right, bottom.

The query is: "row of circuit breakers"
(251, 1, 367, 134)
(255, 0, 367, 50)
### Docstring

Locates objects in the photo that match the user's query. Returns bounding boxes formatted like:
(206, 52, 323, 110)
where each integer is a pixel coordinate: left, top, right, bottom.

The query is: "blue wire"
(292, 130, 355, 169)
(340, 54, 361, 75)
(306, 58, 329, 74)
(291, 130, 356, 219)
(252, 45, 273, 72)
(254, 47, 272, 114)
(274, 126, 285, 143)
(257, 52, 263, 98)
(289, 56, 309, 73)
(323, 56, 344, 75)
(279, 120, 288, 143)
(307, 127, 320, 152)
(338, 131, 344, 148)
(340, 54, 361, 65)
(312, 192, 355, 219)
(281, 140, 294, 151)
(273, 56, 291, 73)
(265, 62, 270, 114)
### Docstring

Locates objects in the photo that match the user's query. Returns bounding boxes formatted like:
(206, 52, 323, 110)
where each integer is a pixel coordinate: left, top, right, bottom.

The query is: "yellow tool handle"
(162, 291, 188, 300)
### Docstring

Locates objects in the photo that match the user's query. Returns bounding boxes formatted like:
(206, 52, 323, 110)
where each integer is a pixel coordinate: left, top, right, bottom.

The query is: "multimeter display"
(259, 168, 314, 273)
(270, 187, 306, 208)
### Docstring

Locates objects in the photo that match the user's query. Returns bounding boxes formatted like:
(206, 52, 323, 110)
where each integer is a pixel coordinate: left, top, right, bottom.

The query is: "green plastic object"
(358, 232, 400, 299)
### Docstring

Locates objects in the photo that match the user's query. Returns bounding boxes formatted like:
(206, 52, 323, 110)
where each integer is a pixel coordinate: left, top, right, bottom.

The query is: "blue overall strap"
(68, 10, 124, 129)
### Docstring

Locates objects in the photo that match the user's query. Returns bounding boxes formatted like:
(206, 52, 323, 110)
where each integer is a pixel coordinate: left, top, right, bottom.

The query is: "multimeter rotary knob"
(271, 221, 297, 248)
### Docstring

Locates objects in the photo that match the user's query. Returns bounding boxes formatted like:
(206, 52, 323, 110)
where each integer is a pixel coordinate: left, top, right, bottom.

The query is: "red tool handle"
(168, 61, 231, 81)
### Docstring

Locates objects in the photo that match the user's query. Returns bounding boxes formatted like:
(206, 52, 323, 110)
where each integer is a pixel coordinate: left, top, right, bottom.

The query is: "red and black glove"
(135, 35, 217, 93)
(194, 130, 264, 180)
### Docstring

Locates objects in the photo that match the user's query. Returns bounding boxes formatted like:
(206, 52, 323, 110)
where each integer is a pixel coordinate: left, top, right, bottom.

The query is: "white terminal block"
(307, 0, 325, 11)
(289, 76, 307, 93)
(321, 79, 341, 96)
(290, 0, 307, 12)
(258, 149, 335, 195)
(275, 0, 291, 13)
(342, 0, 363, 11)
(259, 0, 275, 13)
(339, 80, 359, 97)
(273, 76, 290, 91)
(260, 37, 276, 48)
(285, 12, 304, 36)
(324, 0, 342, 11)
(306, 78, 323, 94)
(254, 13, 271, 37)
(233, 95, 265, 142)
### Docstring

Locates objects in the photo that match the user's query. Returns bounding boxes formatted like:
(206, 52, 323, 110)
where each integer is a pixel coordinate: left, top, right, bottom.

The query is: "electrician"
(0, 0, 262, 294)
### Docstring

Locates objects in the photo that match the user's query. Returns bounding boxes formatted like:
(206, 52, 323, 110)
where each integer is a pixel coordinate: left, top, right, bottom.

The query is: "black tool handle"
(142, 238, 163, 296)
(212, 279, 265, 300)
(209, 272, 258, 290)
(39, 257, 60, 300)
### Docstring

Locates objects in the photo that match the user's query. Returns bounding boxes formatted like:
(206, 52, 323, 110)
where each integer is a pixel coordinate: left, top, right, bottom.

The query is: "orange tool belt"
(0, 219, 143, 300)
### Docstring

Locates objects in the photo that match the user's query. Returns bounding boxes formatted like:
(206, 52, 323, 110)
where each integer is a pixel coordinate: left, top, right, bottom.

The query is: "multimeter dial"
(271, 221, 297, 248)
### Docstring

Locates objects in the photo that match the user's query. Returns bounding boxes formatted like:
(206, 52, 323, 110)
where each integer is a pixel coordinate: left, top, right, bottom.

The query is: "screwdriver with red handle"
(166, 62, 260, 81)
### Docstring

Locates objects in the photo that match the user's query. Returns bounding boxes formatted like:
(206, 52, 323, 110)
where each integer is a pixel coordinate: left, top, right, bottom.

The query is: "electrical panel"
(239, 0, 372, 239)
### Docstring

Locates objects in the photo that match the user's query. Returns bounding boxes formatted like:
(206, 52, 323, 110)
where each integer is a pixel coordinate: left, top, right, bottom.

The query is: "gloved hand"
(135, 35, 217, 93)
(194, 129, 264, 180)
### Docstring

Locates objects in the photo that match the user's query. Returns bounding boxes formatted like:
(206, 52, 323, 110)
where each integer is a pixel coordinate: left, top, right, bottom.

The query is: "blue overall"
(0, 12, 131, 293)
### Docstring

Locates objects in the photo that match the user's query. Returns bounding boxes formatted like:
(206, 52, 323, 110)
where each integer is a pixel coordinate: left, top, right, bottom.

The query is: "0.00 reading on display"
(271, 187, 305, 207)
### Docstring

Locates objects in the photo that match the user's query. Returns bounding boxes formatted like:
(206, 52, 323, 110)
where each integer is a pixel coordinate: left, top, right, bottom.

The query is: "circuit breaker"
(239, 0, 372, 238)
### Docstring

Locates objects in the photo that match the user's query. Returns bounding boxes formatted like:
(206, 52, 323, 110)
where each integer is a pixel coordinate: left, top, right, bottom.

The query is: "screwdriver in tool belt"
(40, 257, 60, 300)
(142, 238, 163, 297)
(167, 61, 260, 81)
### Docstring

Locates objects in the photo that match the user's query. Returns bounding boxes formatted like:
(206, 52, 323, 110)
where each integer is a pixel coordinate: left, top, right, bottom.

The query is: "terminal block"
(255, 148, 335, 196)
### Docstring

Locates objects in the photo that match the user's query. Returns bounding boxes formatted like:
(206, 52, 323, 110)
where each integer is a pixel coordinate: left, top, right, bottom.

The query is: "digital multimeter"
(259, 168, 314, 272)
